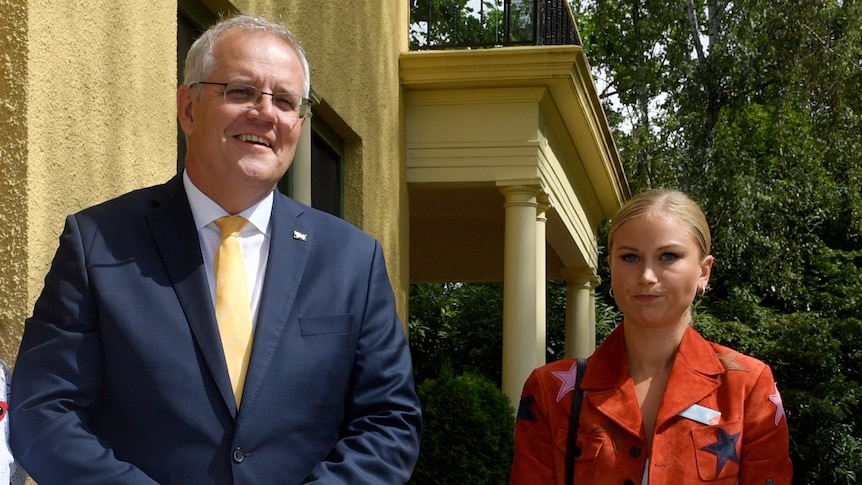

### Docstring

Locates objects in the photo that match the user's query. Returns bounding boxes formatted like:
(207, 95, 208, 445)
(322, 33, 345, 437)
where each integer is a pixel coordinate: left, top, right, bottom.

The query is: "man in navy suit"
(10, 14, 421, 484)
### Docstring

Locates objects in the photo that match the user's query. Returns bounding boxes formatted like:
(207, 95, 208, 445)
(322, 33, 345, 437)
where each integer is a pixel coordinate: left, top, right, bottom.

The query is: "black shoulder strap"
(565, 357, 587, 485)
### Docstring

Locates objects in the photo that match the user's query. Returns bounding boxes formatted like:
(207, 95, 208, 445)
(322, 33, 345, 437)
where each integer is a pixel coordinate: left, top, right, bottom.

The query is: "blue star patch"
(701, 426, 740, 475)
(517, 395, 537, 422)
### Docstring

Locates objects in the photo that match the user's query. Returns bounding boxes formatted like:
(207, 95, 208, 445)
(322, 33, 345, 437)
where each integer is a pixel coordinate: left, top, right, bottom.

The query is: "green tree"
(408, 282, 507, 386)
(410, 0, 506, 48)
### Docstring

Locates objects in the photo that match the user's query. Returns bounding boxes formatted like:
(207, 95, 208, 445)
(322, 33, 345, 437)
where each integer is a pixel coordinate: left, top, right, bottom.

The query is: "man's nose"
(249, 94, 278, 122)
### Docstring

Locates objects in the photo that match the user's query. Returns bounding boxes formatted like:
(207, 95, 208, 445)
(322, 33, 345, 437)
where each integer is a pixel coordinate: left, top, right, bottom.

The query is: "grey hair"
(182, 14, 311, 97)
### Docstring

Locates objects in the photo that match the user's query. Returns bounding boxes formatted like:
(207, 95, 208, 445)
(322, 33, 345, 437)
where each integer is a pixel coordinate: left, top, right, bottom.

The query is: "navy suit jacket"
(10, 175, 421, 484)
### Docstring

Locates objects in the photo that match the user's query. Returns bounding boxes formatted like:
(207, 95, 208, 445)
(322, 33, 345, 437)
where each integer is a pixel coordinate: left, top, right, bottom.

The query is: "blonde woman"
(511, 189, 792, 484)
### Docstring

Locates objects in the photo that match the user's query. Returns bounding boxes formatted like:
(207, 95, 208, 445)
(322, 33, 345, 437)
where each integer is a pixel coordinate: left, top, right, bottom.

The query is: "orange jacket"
(510, 324, 792, 484)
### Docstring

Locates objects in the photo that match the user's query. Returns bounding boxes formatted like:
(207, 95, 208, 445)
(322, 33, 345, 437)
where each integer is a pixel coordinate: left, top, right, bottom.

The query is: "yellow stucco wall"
(1, 1, 178, 364)
(0, 0, 411, 364)
(0, 0, 30, 363)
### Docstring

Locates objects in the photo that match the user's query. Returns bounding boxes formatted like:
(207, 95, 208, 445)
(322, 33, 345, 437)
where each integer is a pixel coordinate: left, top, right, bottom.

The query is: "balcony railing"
(409, 0, 581, 50)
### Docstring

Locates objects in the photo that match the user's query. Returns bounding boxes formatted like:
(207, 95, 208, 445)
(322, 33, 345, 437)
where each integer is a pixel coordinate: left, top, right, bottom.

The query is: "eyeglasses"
(192, 81, 313, 119)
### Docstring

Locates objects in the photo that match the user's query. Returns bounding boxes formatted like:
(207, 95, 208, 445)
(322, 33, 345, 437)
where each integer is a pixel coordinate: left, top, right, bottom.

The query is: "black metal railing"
(409, 0, 580, 50)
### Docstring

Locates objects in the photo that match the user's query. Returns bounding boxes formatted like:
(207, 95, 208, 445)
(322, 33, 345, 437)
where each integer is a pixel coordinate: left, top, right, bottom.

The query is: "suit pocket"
(299, 314, 353, 336)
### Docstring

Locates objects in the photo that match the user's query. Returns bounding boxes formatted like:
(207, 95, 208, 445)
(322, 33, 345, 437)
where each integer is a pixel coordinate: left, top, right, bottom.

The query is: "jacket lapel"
(145, 176, 237, 414)
(236, 194, 310, 413)
(582, 326, 643, 438)
(654, 327, 724, 428)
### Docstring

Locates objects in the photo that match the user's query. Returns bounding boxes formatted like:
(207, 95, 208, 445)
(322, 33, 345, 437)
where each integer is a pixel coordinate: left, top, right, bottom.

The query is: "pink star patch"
(552, 360, 580, 402)
(769, 382, 786, 426)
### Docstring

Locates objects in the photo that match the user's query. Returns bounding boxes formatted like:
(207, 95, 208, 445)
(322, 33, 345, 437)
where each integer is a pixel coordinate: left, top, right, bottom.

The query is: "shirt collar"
(182, 170, 273, 236)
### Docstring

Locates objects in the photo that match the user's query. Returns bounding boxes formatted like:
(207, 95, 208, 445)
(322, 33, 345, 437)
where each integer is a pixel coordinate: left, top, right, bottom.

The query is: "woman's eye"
(661, 252, 679, 261)
(621, 254, 639, 263)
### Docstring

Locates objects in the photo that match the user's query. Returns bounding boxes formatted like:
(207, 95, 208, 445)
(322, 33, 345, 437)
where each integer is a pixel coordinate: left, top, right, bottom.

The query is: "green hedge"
(410, 368, 515, 484)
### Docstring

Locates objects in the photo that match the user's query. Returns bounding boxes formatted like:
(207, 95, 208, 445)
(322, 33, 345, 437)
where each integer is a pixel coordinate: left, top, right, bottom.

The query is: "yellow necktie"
(214, 216, 253, 406)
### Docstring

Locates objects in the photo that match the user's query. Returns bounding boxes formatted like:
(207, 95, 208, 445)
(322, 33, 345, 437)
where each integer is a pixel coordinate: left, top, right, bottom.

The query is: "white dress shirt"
(182, 170, 272, 327)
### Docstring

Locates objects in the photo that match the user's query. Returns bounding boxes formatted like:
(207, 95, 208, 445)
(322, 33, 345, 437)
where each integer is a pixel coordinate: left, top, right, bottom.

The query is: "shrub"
(410, 367, 515, 484)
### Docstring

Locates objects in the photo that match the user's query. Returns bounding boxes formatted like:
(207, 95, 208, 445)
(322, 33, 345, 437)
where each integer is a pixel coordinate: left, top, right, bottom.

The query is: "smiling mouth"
(236, 134, 271, 148)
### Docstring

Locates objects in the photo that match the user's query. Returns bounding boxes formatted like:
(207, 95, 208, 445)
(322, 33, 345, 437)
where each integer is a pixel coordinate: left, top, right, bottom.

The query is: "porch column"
(290, 118, 313, 206)
(499, 184, 542, 407)
(535, 193, 551, 368)
(561, 267, 600, 358)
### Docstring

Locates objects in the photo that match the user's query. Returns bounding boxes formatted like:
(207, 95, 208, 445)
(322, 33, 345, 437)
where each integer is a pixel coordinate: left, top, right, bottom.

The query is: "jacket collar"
(582, 323, 727, 437)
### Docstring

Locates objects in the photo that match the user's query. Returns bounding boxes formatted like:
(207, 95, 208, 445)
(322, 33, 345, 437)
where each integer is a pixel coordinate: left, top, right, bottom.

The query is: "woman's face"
(609, 212, 713, 330)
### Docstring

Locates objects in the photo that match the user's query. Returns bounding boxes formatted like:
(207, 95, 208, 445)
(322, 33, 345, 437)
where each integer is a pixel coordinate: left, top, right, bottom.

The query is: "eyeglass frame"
(190, 81, 313, 119)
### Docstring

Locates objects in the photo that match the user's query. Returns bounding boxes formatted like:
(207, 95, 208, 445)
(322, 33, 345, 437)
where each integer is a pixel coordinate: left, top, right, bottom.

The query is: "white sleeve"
(0, 361, 26, 485)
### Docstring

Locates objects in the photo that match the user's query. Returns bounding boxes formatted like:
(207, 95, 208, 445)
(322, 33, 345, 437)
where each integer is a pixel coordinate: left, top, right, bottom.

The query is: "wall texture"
(0, 0, 30, 362)
(1, 1, 178, 363)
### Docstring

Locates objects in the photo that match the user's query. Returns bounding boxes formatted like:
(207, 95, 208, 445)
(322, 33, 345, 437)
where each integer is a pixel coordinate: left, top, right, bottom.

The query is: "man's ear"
(177, 85, 195, 136)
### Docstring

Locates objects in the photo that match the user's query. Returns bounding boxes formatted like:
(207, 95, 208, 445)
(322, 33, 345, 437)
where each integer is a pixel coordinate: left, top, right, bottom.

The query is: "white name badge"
(679, 404, 721, 426)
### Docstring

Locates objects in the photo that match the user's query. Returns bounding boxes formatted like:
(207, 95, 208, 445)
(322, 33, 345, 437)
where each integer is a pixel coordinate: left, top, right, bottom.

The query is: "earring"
(609, 288, 615, 299)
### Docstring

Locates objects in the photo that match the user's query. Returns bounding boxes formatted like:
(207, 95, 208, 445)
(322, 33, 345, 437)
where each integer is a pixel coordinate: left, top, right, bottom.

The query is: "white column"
(561, 267, 600, 358)
(499, 184, 541, 407)
(535, 193, 550, 368)
(291, 118, 313, 206)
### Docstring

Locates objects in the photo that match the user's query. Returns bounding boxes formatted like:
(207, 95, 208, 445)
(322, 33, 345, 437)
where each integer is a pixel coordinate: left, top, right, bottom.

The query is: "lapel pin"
(293, 230, 308, 241)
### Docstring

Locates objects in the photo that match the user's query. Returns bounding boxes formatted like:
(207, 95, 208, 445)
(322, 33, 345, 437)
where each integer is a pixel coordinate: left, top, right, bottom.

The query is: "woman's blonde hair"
(608, 189, 711, 259)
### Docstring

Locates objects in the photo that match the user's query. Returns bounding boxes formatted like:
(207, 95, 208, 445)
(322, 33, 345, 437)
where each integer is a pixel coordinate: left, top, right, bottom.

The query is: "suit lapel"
(237, 194, 311, 413)
(145, 176, 237, 414)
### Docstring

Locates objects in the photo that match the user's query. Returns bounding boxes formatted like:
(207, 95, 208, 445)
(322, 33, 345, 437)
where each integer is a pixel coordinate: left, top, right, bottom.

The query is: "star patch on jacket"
(701, 426, 740, 475)
(517, 395, 537, 422)
(769, 382, 786, 426)
(716, 351, 749, 372)
(551, 360, 580, 402)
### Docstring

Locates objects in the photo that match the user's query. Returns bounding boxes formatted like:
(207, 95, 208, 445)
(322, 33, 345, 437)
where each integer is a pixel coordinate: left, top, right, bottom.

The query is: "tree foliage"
(409, 282, 506, 385)
(410, 0, 507, 48)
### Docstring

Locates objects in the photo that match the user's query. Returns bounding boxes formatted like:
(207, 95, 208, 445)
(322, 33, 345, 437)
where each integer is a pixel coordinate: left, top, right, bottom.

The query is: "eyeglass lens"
(223, 83, 310, 118)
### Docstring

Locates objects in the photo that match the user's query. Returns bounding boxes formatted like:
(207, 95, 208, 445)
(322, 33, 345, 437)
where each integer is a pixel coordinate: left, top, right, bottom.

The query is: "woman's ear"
(700, 255, 714, 290)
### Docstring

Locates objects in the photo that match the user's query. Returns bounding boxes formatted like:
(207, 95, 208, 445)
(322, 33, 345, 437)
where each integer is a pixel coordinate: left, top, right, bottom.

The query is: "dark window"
(311, 130, 343, 217)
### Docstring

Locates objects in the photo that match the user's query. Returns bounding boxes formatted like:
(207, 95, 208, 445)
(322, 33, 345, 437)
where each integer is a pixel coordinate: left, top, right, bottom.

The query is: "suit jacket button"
(630, 446, 642, 457)
(233, 447, 245, 463)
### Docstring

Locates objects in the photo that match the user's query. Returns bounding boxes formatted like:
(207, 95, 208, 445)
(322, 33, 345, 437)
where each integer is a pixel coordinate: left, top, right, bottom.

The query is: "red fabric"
(511, 324, 792, 484)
